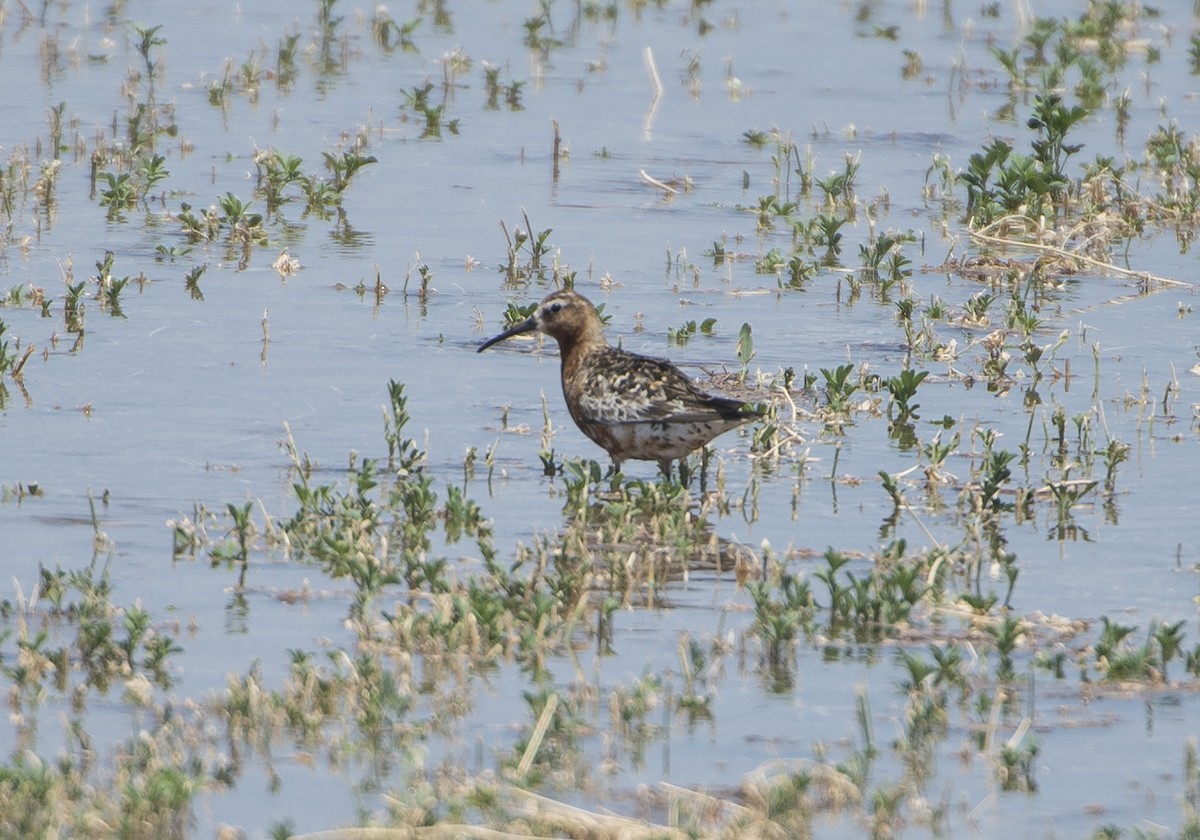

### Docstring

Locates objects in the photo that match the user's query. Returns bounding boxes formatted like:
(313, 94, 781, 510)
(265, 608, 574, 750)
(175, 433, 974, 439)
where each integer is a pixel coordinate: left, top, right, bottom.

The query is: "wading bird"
(478, 289, 759, 476)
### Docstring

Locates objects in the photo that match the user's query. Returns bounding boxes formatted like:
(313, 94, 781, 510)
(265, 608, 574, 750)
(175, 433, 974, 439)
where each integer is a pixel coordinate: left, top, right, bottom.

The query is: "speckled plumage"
(478, 290, 758, 475)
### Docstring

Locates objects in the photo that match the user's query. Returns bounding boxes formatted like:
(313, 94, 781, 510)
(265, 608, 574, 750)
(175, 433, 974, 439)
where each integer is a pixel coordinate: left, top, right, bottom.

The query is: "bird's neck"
(556, 326, 606, 379)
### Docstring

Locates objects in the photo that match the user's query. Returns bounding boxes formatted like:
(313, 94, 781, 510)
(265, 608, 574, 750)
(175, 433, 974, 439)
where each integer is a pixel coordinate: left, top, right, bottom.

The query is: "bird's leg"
(677, 458, 695, 487)
(608, 457, 623, 482)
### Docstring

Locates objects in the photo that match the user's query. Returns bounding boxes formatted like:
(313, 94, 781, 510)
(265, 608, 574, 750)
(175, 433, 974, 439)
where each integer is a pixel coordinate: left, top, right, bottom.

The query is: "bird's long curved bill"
(476, 317, 538, 353)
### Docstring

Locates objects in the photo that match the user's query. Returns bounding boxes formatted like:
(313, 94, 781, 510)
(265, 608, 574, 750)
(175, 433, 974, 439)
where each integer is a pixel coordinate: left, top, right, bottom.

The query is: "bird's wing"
(576, 351, 748, 425)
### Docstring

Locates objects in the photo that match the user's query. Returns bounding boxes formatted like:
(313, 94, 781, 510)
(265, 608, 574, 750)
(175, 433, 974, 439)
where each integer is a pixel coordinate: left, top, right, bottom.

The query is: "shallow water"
(1, 1, 1198, 837)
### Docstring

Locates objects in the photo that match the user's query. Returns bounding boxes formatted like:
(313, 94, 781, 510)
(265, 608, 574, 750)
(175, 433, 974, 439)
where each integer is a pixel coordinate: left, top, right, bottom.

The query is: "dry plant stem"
(750, 422, 806, 462)
(982, 682, 1004, 754)
(512, 787, 691, 839)
(516, 692, 559, 776)
(11, 343, 35, 380)
(1007, 716, 1033, 753)
(1029, 478, 1097, 499)
(520, 207, 535, 247)
(968, 222, 1192, 290)
(293, 828, 539, 839)
(967, 791, 999, 824)
(551, 119, 560, 183)
(642, 46, 663, 139)
(1112, 174, 1189, 222)
(644, 47, 663, 100)
(658, 780, 757, 820)
(898, 499, 948, 555)
(638, 168, 676, 195)
(741, 758, 863, 807)
(260, 307, 270, 365)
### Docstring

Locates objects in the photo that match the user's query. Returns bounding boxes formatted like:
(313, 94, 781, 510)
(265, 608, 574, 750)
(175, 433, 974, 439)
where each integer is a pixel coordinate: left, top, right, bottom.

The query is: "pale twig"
(968, 225, 1192, 290)
(638, 168, 677, 195)
(659, 780, 756, 820)
(294, 827, 538, 839)
(644, 46, 663, 99)
(516, 692, 558, 776)
(900, 499, 947, 554)
(511, 786, 691, 839)
(741, 757, 863, 808)
(642, 46, 663, 138)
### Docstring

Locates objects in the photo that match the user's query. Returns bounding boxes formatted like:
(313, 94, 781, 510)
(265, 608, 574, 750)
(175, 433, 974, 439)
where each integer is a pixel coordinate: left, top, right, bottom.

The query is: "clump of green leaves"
(498, 213, 556, 284)
(748, 568, 814, 668)
(959, 94, 1088, 227)
(667, 317, 716, 346)
(401, 83, 459, 138)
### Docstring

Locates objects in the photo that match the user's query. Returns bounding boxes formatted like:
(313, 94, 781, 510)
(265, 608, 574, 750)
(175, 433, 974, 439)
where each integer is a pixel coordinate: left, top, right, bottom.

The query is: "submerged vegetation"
(1, 0, 1198, 838)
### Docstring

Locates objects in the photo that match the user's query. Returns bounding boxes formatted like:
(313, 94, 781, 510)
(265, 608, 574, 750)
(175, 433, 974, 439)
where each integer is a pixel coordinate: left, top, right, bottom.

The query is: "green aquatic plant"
(498, 214, 555, 283)
(521, 13, 562, 56)
(666, 317, 716, 346)
(737, 322, 755, 379)
(176, 202, 217, 242)
(754, 246, 786, 275)
(1046, 476, 1097, 542)
(1152, 620, 1187, 681)
(132, 23, 166, 86)
(747, 194, 797, 232)
(182, 265, 205, 300)
(296, 150, 379, 213)
(704, 239, 729, 265)
(748, 569, 815, 668)
(402, 261, 434, 303)
(401, 83, 458, 137)
(884, 368, 928, 423)
(97, 153, 169, 216)
(783, 255, 817, 289)
(922, 431, 959, 487)
(255, 150, 306, 211)
(895, 297, 916, 348)
(962, 291, 993, 324)
(275, 32, 301, 86)
(46, 100, 67, 160)
(0, 319, 16, 378)
(211, 501, 254, 583)
(371, 7, 420, 52)
(859, 231, 914, 295)
(20, 557, 185, 693)
(483, 64, 525, 110)
(815, 154, 859, 209)
(742, 129, 769, 148)
(91, 251, 131, 318)
(1144, 122, 1200, 221)
(819, 363, 859, 415)
(323, 149, 378, 197)
(976, 447, 1017, 513)
(97, 172, 136, 214)
(810, 212, 847, 261)
(960, 92, 1089, 227)
(1025, 93, 1087, 199)
(1100, 437, 1130, 492)
(64, 274, 86, 332)
(124, 100, 177, 154)
(984, 614, 1025, 682)
(135, 153, 169, 196)
(216, 193, 267, 253)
